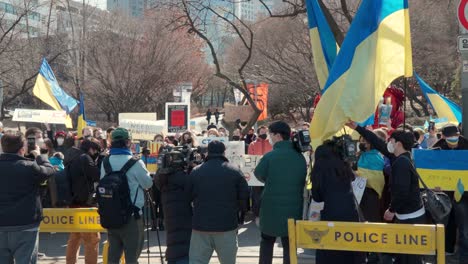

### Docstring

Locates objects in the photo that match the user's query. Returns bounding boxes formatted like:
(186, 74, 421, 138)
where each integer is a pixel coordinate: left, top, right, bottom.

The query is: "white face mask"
(36, 138, 45, 148)
(209, 134, 216, 138)
(269, 137, 274, 146)
(57, 138, 65, 146)
(387, 141, 395, 154)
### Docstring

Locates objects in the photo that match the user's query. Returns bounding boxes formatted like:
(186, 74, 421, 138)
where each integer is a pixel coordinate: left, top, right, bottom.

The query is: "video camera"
(292, 130, 312, 152)
(157, 144, 204, 171)
(329, 135, 358, 163)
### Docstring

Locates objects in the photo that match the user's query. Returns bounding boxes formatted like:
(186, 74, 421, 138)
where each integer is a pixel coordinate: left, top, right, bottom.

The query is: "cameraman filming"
(154, 153, 192, 264)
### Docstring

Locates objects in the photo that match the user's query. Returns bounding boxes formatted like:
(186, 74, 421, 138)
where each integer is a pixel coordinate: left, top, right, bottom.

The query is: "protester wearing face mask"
(232, 129, 243, 141)
(431, 124, 468, 261)
(54, 131, 67, 153)
(207, 128, 219, 138)
(180, 131, 198, 147)
(248, 126, 273, 225)
(347, 121, 425, 264)
(25, 127, 45, 159)
(66, 138, 102, 264)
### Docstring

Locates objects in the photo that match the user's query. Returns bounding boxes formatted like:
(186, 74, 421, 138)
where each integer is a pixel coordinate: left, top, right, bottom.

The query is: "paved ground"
(38, 219, 316, 264)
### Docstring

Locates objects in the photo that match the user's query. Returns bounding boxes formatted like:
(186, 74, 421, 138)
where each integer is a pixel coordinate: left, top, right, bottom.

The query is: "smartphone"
(27, 136, 36, 153)
(429, 121, 435, 132)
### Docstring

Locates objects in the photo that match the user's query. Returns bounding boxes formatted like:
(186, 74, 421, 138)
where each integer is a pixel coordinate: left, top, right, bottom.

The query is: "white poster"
(119, 119, 164, 140)
(13, 109, 67, 124)
(196, 137, 229, 147)
(119, 113, 157, 122)
(352, 176, 367, 204)
(240, 155, 264, 186)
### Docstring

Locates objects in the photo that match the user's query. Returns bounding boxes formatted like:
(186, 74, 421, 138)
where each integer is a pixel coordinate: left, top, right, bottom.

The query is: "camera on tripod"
(157, 145, 204, 171)
(292, 130, 312, 152)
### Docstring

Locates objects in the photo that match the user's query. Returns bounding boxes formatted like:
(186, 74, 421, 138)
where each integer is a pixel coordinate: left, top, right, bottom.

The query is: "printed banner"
(196, 137, 229, 147)
(247, 83, 268, 121)
(13, 109, 67, 124)
(166, 103, 190, 133)
(142, 142, 164, 174)
(119, 119, 164, 140)
(413, 149, 468, 191)
(119, 112, 157, 121)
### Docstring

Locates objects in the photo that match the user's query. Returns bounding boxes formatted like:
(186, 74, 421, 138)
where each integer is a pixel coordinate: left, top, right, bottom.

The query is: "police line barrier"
(288, 220, 445, 264)
(41, 208, 124, 264)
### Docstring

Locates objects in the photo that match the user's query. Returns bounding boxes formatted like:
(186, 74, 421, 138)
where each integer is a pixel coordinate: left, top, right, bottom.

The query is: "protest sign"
(166, 103, 190, 133)
(119, 113, 157, 121)
(142, 142, 163, 174)
(13, 109, 67, 124)
(352, 176, 367, 204)
(119, 119, 164, 140)
(240, 155, 264, 186)
(224, 105, 253, 122)
(196, 137, 229, 147)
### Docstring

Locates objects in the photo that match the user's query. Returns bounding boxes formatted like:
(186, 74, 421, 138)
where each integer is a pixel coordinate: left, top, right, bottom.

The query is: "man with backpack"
(66, 138, 102, 264)
(98, 128, 153, 264)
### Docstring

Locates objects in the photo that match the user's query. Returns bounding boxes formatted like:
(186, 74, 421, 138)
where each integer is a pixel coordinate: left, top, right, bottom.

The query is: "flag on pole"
(77, 93, 87, 138)
(415, 73, 462, 124)
(310, 0, 413, 148)
(32, 58, 78, 128)
(305, 0, 339, 90)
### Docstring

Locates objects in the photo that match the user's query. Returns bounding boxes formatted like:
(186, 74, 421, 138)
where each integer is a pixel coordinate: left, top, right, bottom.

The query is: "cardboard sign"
(224, 105, 254, 122)
(166, 103, 190, 133)
(13, 109, 67, 124)
(119, 119, 164, 140)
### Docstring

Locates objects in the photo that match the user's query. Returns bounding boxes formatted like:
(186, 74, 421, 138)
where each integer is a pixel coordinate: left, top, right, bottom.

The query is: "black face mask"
(40, 148, 49, 154)
(258, 134, 267, 140)
(91, 153, 99, 160)
(232, 136, 240, 141)
(186, 138, 193, 144)
(359, 143, 367, 152)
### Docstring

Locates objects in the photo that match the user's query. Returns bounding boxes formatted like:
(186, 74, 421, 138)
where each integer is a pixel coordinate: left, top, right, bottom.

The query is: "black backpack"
(97, 156, 139, 229)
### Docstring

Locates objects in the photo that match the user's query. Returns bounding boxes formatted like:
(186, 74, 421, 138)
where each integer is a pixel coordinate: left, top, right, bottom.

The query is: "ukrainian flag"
(310, 0, 413, 148)
(77, 93, 87, 138)
(33, 58, 78, 128)
(357, 149, 385, 197)
(413, 149, 467, 202)
(305, 0, 338, 90)
(415, 73, 461, 124)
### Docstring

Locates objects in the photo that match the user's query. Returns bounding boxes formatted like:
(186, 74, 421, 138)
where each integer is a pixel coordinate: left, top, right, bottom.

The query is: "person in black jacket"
(0, 133, 56, 264)
(65, 138, 102, 264)
(187, 141, 249, 264)
(347, 121, 425, 264)
(154, 165, 192, 264)
(312, 140, 366, 264)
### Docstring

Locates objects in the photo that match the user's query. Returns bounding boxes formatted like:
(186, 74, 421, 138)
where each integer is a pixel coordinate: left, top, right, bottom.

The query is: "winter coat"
(254, 140, 307, 237)
(0, 154, 56, 231)
(248, 138, 272, 155)
(155, 170, 192, 262)
(187, 156, 249, 232)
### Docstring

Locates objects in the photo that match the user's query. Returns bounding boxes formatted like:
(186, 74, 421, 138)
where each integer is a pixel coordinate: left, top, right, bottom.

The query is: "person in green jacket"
(254, 121, 307, 264)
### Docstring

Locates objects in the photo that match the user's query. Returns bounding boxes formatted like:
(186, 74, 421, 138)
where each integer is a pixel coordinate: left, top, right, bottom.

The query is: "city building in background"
(107, 0, 144, 17)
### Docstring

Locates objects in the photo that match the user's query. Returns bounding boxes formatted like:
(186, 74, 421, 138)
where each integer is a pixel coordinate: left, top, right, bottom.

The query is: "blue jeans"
(0, 230, 39, 264)
(168, 256, 189, 264)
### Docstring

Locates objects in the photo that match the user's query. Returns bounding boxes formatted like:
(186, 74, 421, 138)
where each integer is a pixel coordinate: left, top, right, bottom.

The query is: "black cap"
(208, 141, 226, 156)
(442, 124, 459, 137)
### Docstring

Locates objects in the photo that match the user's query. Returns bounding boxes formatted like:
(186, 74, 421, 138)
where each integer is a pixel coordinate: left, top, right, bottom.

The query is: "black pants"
(252, 186, 264, 217)
(360, 188, 381, 222)
(395, 214, 426, 264)
(259, 233, 289, 264)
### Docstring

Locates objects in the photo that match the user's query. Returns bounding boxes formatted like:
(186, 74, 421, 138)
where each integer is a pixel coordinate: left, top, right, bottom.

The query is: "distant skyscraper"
(107, 0, 144, 17)
(235, 0, 282, 21)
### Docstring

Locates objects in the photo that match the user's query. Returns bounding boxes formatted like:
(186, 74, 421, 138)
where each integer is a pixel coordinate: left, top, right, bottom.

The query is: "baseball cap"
(442, 124, 459, 137)
(112, 127, 130, 141)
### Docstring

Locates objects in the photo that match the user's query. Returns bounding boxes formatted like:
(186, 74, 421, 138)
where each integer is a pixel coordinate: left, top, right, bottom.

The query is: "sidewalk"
(37, 221, 316, 264)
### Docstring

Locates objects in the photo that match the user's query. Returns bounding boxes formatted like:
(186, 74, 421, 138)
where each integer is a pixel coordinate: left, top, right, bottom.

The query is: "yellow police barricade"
(288, 220, 445, 264)
(40, 208, 125, 264)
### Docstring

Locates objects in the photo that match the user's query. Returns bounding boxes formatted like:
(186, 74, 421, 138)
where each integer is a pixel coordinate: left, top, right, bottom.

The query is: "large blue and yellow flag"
(310, 0, 413, 148)
(415, 73, 461, 124)
(413, 149, 467, 201)
(77, 93, 87, 138)
(305, 0, 338, 89)
(33, 59, 78, 128)
(356, 149, 385, 197)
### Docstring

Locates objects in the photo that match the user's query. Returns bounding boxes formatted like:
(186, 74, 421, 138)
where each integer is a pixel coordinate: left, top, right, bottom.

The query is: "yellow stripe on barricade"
(288, 220, 445, 264)
(41, 208, 125, 264)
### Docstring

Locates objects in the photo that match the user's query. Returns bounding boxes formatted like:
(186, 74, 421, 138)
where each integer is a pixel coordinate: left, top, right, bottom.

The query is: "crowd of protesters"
(1, 114, 467, 264)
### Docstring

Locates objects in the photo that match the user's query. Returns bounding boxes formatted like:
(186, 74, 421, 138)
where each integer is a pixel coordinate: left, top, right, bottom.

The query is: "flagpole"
(403, 78, 408, 129)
